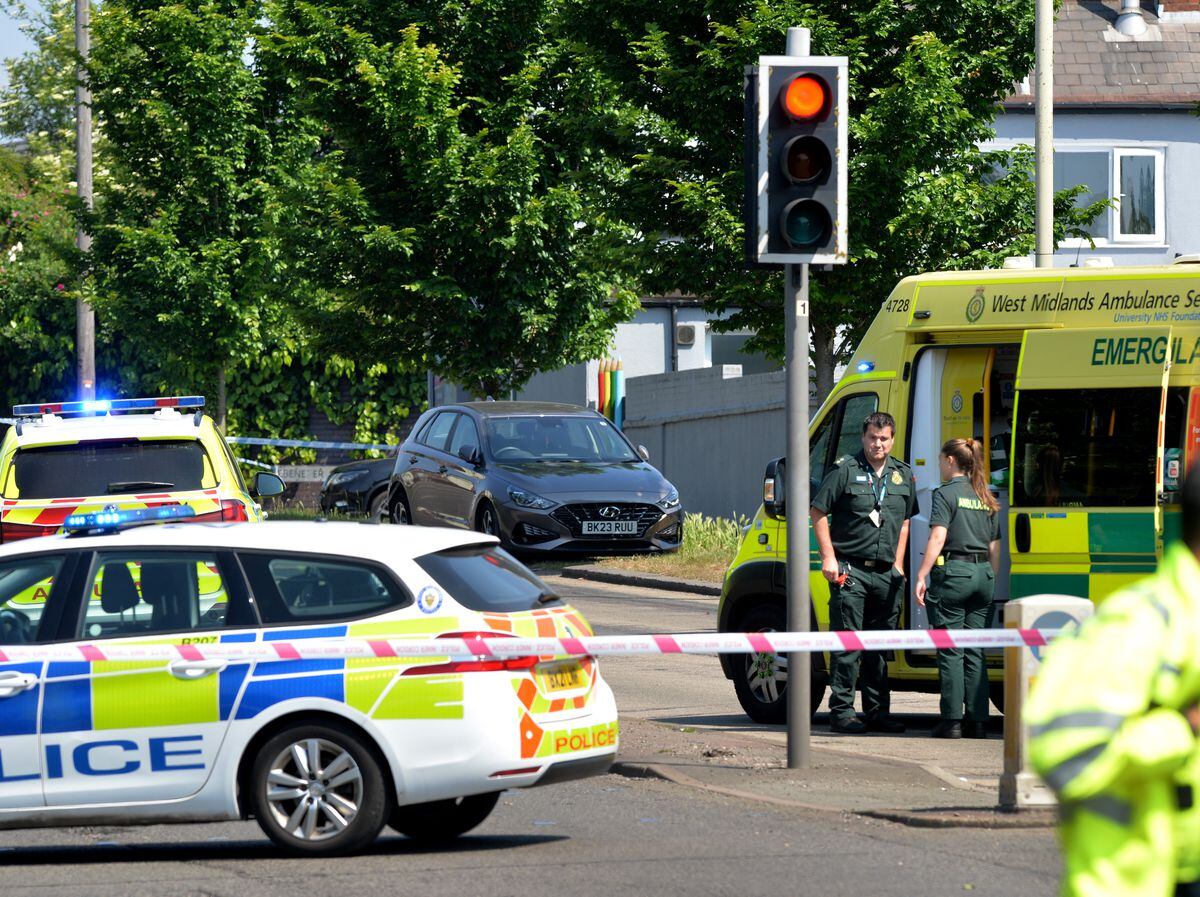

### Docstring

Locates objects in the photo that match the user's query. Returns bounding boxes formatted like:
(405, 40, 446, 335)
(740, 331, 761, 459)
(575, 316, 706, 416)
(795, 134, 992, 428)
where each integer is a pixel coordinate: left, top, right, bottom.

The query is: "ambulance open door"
(1009, 327, 1171, 604)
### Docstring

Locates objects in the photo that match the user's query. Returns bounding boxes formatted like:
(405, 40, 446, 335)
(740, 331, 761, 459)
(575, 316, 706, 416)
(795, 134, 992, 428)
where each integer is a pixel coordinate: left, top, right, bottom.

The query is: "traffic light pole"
(785, 260, 812, 770)
(75, 0, 95, 400)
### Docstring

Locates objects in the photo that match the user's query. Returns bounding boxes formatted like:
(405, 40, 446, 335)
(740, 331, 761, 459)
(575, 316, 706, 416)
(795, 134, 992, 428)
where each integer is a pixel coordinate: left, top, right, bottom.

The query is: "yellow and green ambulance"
(719, 259, 1200, 722)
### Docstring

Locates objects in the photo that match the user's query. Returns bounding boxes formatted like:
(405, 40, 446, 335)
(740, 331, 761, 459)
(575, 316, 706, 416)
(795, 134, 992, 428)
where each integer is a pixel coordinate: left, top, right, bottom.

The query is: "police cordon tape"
(0, 627, 1061, 664)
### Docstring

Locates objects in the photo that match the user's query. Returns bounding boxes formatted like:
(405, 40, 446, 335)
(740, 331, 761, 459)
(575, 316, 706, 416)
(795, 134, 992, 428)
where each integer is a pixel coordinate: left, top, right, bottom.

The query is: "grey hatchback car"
(385, 402, 683, 554)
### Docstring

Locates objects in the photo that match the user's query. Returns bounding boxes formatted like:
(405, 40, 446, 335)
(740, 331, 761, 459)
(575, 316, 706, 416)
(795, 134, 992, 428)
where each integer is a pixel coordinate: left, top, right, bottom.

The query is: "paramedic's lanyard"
(867, 468, 887, 528)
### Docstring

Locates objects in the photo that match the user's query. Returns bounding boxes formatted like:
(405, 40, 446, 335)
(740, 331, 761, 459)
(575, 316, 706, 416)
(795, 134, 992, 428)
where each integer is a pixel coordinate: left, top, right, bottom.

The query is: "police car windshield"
(415, 545, 562, 612)
(10, 440, 209, 499)
(485, 416, 637, 463)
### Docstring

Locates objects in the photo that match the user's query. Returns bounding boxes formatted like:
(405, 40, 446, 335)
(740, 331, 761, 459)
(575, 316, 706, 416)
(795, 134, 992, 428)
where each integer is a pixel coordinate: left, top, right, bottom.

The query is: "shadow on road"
(650, 710, 1001, 737)
(0, 833, 567, 866)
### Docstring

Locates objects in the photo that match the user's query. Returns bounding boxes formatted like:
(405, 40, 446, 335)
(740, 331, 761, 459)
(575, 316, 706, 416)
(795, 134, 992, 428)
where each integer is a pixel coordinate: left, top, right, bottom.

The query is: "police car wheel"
(732, 605, 825, 724)
(250, 722, 389, 856)
(389, 792, 500, 842)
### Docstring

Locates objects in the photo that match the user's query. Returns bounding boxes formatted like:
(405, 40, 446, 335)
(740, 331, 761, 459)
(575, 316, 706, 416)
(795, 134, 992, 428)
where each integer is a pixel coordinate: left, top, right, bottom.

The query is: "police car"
(0, 510, 618, 854)
(0, 396, 283, 545)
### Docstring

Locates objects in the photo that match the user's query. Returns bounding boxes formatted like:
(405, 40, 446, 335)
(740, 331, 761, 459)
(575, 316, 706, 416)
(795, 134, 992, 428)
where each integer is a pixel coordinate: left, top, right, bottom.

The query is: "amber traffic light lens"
(783, 75, 829, 120)
(783, 135, 832, 183)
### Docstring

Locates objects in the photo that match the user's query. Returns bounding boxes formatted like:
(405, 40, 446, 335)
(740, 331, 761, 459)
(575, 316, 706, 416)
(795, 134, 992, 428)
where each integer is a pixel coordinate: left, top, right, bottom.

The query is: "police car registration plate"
(539, 661, 584, 693)
(582, 521, 636, 535)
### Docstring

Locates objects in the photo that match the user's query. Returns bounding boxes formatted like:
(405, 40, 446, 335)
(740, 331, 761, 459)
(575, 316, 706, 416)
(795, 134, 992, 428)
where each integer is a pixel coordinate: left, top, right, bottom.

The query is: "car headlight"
(658, 488, 681, 511)
(507, 486, 556, 510)
(325, 470, 364, 489)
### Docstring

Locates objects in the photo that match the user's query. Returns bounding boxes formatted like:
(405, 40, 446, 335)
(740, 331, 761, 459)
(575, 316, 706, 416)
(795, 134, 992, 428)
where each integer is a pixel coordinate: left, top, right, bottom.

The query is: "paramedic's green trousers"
(925, 560, 994, 721)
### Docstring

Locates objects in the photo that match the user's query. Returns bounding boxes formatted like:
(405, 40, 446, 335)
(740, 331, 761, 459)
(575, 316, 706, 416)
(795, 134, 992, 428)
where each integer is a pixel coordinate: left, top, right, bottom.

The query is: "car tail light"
(0, 521, 55, 544)
(190, 500, 251, 523)
(402, 631, 539, 675)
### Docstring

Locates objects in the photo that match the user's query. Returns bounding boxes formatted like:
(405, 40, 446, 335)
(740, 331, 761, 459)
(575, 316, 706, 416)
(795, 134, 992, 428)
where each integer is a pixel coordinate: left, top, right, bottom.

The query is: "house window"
(1051, 147, 1165, 245)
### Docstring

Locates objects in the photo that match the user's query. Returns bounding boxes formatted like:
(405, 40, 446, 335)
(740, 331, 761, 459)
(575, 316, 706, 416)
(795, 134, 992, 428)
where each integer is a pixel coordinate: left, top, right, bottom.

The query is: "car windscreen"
(414, 545, 562, 612)
(485, 416, 638, 462)
(8, 439, 210, 499)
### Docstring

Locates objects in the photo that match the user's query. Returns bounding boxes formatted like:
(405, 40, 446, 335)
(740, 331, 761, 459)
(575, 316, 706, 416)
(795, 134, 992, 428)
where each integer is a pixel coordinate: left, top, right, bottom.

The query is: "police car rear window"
(415, 545, 562, 612)
(8, 439, 209, 499)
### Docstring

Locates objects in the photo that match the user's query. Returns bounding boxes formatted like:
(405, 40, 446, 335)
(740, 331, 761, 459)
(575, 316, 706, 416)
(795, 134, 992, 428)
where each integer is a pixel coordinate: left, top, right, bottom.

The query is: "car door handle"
(169, 659, 228, 680)
(0, 671, 39, 697)
(438, 465, 448, 473)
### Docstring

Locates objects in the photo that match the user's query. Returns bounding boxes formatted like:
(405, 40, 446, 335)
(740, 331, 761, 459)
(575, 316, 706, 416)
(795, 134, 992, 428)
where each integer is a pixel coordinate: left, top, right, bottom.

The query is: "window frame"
(1113, 148, 1165, 244)
(234, 549, 413, 627)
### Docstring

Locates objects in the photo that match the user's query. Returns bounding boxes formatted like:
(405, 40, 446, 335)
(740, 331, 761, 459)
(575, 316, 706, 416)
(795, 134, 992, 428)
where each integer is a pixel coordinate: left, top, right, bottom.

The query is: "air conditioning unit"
(676, 324, 696, 347)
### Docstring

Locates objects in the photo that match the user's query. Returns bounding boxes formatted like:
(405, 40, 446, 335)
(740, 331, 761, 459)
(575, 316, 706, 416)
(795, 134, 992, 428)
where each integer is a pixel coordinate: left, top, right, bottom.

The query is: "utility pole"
(75, 0, 96, 400)
(1034, 0, 1054, 268)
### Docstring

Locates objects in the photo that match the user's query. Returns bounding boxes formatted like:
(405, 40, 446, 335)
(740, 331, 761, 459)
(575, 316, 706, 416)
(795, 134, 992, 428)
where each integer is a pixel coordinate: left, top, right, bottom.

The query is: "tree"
(262, 0, 641, 397)
(85, 0, 318, 428)
(557, 0, 1106, 398)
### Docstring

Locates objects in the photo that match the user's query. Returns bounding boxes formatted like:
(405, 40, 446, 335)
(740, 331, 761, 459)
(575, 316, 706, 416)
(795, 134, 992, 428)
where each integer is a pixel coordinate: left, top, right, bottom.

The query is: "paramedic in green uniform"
(811, 411, 917, 735)
(913, 438, 1001, 739)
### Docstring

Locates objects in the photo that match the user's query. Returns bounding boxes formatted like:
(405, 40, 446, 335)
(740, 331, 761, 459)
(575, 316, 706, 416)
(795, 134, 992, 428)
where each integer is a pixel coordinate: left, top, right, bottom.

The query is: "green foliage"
(557, 0, 1105, 378)
(262, 0, 641, 397)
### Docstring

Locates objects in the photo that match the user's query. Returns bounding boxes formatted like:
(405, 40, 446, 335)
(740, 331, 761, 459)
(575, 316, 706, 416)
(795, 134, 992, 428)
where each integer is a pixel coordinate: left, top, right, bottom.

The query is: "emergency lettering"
(1090, 335, 1169, 367)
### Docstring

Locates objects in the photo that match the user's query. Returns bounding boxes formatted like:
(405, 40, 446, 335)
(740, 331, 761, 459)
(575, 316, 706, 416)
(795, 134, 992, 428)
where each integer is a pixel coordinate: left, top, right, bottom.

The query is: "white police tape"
(0, 628, 1061, 664)
(226, 436, 395, 452)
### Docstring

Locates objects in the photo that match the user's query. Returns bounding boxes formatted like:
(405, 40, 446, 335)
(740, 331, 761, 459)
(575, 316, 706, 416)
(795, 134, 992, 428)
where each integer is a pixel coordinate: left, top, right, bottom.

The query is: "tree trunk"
(811, 320, 837, 405)
(216, 365, 227, 434)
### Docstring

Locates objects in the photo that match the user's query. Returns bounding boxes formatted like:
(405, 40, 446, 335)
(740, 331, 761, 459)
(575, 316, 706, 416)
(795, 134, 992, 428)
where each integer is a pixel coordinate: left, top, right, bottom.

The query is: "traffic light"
(746, 55, 847, 265)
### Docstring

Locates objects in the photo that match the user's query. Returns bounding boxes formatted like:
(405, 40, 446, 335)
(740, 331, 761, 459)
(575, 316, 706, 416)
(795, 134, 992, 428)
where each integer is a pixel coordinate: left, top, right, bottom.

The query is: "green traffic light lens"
(780, 200, 832, 249)
(783, 136, 832, 184)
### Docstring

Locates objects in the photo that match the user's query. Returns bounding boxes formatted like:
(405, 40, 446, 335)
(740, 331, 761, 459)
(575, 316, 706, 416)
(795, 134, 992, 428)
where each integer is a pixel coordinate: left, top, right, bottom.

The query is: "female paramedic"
(913, 438, 1002, 739)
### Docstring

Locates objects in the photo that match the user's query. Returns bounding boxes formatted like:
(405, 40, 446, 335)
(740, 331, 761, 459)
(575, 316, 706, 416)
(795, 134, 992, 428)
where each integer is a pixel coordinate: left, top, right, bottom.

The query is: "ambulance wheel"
(389, 792, 500, 842)
(250, 722, 389, 856)
(732, 605, 825, 724)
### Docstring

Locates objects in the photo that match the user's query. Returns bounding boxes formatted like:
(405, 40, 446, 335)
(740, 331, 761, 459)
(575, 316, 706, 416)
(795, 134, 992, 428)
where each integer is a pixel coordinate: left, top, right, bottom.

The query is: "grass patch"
(597, 513, 745, 584)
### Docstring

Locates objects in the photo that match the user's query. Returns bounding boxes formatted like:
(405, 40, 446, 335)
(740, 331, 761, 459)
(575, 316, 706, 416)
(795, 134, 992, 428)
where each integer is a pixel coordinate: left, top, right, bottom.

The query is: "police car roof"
(11, 410, 209, 448)
(0, 521, 498, 563)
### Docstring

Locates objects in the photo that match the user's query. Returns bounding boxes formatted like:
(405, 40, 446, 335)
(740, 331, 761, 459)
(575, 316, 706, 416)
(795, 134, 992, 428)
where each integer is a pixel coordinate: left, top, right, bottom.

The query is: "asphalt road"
(0, 576, 1061, 896)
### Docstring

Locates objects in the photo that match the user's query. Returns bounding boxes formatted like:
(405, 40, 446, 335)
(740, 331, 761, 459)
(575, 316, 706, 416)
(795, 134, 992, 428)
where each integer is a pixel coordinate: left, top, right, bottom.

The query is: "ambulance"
(718, 259, 1200, 722)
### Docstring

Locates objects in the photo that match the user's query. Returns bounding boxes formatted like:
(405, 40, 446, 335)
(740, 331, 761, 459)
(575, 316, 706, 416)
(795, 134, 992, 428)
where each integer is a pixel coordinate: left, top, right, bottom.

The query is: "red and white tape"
(0, 628, 1060, 664)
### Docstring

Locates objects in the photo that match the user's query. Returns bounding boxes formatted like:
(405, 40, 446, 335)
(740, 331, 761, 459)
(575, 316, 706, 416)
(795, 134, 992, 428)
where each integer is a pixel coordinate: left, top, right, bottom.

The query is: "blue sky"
(1, 9, 37, 88)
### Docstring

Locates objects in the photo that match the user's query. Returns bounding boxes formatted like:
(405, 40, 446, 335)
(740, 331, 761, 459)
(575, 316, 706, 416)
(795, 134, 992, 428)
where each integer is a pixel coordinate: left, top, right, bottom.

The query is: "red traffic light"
(782, 74, 829, 120)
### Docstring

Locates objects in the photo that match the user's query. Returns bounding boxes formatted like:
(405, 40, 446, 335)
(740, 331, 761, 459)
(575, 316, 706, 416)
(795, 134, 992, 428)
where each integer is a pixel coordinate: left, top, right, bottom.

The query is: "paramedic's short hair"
(862, 412, 896, 437)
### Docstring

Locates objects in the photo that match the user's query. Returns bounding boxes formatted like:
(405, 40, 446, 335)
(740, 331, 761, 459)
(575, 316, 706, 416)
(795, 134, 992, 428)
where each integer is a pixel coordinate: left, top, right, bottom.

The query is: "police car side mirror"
(763, 457, 786, 519)
(254, 472, 285, 498)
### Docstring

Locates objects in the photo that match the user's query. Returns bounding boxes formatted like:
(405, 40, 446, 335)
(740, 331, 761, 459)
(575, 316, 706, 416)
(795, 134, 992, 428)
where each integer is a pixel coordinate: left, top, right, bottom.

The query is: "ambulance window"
(811, 393, 879, 486)
(1163, 387, 1188, 498)
(1012, 388, 1160, 507)
(0, 554, 65, 644)
(239, 553, 411, 623)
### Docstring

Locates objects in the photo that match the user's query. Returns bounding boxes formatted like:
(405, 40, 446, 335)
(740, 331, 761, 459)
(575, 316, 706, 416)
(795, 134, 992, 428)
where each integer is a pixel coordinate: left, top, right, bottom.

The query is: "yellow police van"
(719, 259, 1200, 722)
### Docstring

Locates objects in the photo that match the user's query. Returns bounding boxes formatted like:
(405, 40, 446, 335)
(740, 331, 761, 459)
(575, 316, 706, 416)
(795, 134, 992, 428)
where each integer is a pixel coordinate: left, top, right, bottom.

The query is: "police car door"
(41, 549, 255, 807)
(0, 551, 73, 810)
(1009, 327, 1171, 603)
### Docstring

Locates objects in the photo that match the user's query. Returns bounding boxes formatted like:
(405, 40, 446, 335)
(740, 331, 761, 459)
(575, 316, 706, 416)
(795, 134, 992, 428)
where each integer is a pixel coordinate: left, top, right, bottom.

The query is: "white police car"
(0, 509, 618, 855)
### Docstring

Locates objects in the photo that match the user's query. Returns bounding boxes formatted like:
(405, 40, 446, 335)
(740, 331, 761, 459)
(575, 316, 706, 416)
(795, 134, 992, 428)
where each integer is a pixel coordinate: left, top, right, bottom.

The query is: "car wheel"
(731, 604, 825, 724)
(476, 502, 502, 540)
(367, 490, 388, 524)
(389, 490, 412, 526)
(389, 792, 499, 842)
(249, 721, 389, 856)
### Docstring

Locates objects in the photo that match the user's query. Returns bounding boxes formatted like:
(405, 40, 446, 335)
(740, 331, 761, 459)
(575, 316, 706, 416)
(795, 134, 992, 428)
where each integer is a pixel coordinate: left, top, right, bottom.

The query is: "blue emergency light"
(13, 396, 205, 417)
(63, 505, 197, 532)
(855, 361, 875, 373)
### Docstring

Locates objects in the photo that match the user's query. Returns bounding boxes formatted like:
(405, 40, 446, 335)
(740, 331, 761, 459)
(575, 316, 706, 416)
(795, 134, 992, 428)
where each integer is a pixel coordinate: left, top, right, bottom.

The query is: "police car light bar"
(12, 396, 206, 417)
(63, 505, 197, 532)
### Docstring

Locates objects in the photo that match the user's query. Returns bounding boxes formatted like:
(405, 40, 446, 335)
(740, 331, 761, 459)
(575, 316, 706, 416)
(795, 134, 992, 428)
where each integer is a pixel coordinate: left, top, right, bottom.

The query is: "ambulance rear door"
(1009, 327, 1171, 603)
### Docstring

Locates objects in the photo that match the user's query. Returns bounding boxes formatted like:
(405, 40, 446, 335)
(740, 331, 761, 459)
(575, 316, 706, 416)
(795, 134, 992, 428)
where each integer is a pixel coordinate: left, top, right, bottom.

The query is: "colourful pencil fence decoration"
(596, 358, 625, 428)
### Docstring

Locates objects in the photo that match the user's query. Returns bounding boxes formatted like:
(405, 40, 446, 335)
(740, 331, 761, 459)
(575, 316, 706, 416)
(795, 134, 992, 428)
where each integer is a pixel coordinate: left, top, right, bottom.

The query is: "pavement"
(552, 564, 1059, 830)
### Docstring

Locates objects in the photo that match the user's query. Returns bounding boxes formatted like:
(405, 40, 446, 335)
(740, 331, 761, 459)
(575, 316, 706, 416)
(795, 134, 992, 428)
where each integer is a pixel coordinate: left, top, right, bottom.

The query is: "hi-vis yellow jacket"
(1028, 544, 1200, 897)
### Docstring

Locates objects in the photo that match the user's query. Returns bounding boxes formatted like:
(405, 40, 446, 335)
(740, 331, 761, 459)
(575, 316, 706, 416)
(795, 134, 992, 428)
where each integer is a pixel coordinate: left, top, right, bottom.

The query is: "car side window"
(422, 413, 458, 452)
(239, 553, 412, 624)
(78, 552, 249, 639)
(448, 416, 480, 459)
(0, 553, 67, 644)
